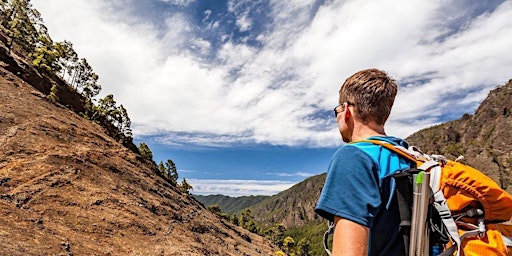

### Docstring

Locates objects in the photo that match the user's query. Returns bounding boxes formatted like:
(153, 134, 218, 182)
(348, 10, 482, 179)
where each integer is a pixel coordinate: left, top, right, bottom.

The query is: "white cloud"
(159, 0, 194, 6)
(32, 0, 512, 147)
(235, 12, 252, 32)
(188, 179, 296, 197)
(267, 172, 319, 178)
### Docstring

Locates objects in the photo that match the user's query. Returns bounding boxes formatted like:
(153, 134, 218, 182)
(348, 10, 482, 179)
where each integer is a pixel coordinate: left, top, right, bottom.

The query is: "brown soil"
(0, 51, 276, 255)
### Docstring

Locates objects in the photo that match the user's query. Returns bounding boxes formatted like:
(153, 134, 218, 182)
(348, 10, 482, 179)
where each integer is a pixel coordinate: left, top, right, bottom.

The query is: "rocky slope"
(0, 32, 276, 255)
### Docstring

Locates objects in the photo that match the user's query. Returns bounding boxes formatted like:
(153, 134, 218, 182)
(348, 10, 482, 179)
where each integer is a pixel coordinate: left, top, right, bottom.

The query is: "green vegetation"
(443, 143, 464, 157)
(137, 142, 153, 161)
(48, 83, 58, 103)
(136, 142, 191, 193)
(1, 0, 131, 148)
(282, 220, 326, 256)
(158, 159, 178, 186)
(203, 202, 316, 256)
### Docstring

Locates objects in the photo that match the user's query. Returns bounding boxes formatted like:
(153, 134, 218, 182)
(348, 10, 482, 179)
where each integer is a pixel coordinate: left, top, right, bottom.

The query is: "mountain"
(194, 194, 269, 215)
(0, 28, 276, 255)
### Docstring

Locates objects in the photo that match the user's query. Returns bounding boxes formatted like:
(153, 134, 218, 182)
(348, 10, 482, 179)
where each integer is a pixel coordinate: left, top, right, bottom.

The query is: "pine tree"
(230, 214, 239, 226)
(179, 178, 192, 194)
(72, 58, 101, 102)
(54, 40, 78, 82)
(3, 0, 39, 53)
(48, 83, 59, 103)
(137, 142, 153, 161)
(295, 238, 312, 256)
(283, 236, 296, 256)
(246, 220, 258, 234)
(165, 159, 178, 184)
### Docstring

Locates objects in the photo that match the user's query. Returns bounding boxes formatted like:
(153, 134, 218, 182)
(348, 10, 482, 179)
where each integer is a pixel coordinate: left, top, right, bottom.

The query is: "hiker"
(315, 68, 411, 255)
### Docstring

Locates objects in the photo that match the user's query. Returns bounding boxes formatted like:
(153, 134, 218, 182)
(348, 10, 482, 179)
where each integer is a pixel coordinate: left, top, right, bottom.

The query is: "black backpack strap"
(392, 168, 420, 256)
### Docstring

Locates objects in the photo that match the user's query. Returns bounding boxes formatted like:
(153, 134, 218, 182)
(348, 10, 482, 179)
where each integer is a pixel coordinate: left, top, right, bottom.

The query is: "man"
(315, 69, 412, 255)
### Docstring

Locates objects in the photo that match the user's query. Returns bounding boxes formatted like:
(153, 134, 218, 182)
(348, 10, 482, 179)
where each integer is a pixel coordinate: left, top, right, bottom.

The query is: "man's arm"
(332, 216, 370, 256)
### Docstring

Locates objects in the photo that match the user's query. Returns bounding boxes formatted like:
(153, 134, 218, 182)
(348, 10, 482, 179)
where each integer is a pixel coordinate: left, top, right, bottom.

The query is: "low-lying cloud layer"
(189, 179, 296, 197)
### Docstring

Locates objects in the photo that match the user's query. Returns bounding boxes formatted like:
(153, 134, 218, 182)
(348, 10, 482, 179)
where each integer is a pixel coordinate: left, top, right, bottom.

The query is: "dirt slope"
(0, 59, 275, 255)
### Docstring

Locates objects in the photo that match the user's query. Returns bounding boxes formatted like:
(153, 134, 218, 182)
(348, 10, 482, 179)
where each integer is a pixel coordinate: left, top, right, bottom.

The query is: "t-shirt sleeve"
(315, 145, 382, 227)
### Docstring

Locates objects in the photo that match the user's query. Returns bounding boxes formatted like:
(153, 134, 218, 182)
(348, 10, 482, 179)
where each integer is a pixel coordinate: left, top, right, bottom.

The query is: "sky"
(32, 0, 512, 197)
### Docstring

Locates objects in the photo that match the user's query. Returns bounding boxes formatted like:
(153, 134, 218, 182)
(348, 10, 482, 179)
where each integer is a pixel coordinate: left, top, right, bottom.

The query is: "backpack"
(364, 139, 512, 256)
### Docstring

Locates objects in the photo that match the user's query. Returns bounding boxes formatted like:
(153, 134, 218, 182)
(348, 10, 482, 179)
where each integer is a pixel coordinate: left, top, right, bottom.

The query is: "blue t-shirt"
(315, 136, 412, 256)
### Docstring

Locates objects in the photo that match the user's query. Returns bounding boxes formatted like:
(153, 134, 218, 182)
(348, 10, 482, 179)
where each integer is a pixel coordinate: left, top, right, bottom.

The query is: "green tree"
(70, 58, 101, 102)
(246, 220, 258, 234)
(295, 238, 311, 256)
(116, 104, 132, 138)
(206, 204, 229, 220)
(30, 10, 58, 73)
(230, 214, 239, 226)
(3, 0, 39, 53)
(158, 159, 178, 185)
(32, 43, 59, 72)
(179, 178, 192, 194)
(207, 204, 222, 215)
(92, 94, 119, 127)
(264, 223, 286, 246)
(48, 83, 59, 103)
(91, 94, 132, 140)
(283, 236, 295, 256)
(137, 142, 153, 161)
(54, 40, 78, 82)
(165, 159, 178, 183)
(239, 209, 254, 229)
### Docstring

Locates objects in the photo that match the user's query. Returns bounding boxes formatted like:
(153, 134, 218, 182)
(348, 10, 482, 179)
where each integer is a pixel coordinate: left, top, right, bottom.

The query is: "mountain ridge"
(193, 194, 269, 215)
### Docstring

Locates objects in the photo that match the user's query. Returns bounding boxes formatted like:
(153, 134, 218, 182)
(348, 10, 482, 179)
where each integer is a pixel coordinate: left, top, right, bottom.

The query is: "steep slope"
(250, 174, 326, 228)
(0, 41, 276, 256)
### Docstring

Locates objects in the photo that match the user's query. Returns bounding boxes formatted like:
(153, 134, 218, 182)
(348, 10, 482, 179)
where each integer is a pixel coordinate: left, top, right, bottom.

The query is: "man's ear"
(344, 105, 352, 121)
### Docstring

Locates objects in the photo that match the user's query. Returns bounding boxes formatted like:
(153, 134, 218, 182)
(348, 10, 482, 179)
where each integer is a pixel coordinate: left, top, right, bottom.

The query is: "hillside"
(0, 25, 276, 256)
(194, 194, 269, 215)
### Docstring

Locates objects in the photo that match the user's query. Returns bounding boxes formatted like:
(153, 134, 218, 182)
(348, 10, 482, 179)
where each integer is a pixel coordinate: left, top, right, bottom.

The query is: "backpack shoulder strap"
(359, 139, 420, 163)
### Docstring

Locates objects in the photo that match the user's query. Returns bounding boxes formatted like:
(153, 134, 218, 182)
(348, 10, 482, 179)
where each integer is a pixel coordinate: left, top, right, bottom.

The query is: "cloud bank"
(188, 179, 296, 197)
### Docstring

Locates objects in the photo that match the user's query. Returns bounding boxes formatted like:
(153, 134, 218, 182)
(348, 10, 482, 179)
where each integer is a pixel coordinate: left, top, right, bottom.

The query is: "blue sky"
(33, 0, 512, 196)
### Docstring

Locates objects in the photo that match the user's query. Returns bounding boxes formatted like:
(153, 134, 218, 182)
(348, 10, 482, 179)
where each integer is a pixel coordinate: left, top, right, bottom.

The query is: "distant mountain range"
(193, 194, 269, 214)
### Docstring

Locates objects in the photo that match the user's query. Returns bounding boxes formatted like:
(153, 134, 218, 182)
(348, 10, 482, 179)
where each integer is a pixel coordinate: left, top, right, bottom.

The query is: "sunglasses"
(333, 102, 354, 118)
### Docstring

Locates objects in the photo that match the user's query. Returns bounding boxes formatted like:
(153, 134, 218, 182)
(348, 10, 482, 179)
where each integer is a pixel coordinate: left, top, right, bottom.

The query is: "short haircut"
(339, 68, 397, 125)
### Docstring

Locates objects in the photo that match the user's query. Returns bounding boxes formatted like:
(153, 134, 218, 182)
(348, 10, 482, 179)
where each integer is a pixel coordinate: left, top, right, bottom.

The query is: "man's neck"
(350, 122, 386, 142)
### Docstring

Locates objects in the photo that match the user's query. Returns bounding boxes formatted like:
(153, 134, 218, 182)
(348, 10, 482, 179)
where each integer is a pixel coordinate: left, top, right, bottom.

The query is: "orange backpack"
(366, 140, 512, 256)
